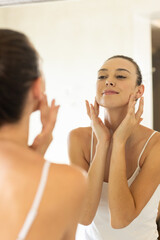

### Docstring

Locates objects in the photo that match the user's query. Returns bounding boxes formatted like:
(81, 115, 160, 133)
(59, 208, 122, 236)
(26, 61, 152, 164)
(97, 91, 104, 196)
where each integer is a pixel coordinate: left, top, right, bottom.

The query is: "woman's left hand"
(113, 94, 144, 144)
(30, 94, 60, 156)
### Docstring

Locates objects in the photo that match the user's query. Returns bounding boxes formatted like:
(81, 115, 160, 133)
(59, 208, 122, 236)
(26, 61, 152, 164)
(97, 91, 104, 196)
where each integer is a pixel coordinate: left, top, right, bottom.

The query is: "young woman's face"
(96, 58, 139, 109)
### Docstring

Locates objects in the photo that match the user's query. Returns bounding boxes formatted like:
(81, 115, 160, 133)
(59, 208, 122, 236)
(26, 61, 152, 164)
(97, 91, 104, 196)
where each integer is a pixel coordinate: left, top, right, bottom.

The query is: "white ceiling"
(0, 0, 65, 6)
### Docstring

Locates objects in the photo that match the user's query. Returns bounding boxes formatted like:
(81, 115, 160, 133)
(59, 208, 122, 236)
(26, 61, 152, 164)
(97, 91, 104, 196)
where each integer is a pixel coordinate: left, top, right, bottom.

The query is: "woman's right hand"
(85, 99, 111, 144)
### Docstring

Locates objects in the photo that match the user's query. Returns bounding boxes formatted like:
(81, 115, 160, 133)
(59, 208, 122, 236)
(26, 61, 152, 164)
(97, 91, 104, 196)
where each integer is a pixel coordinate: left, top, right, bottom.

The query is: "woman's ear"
(32, 77, 44, 100)
(135, 84, 145, 100)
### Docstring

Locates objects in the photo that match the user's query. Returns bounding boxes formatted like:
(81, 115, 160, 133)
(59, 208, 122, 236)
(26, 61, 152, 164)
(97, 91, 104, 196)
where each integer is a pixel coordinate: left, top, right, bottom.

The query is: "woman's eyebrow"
(98, 68, 131, 73)
(98, 68, 108, 72)
(116, 68, 131, 73)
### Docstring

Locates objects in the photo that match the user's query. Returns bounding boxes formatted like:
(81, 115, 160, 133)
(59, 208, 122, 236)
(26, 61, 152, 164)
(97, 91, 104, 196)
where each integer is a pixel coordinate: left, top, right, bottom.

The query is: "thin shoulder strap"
(137, 131, 157, 167)
(90, 129, 94, 163)
(17, 160, 51, 240)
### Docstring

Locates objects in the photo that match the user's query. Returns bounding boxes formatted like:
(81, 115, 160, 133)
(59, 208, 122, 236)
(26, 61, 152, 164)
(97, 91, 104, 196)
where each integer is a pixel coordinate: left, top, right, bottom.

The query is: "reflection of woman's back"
(0, 29, 87, 240)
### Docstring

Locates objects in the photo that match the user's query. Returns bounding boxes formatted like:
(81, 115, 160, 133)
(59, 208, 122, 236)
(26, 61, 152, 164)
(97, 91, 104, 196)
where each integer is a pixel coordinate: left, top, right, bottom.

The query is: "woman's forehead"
(100, 58, 137, 73)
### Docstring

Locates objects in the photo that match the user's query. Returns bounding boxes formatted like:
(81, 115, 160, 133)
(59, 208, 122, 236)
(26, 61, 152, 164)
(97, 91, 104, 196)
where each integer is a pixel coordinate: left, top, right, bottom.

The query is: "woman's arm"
(109, 138, 160, 228)
(108, 96, 160, 228)
(68, 129, 109, 225)
(108, 139, 160, 228)
(68, 101, 110, 225)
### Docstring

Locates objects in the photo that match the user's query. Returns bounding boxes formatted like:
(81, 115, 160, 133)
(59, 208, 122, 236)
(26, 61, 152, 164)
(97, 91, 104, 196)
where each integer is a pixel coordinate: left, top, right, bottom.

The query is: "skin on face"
(96, 58, 140, 109)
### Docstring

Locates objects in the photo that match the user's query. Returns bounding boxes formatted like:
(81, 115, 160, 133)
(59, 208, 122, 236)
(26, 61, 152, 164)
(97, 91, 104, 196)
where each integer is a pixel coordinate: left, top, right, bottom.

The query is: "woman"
(0, 29, 87, 240)
(68, 55, 160, 239)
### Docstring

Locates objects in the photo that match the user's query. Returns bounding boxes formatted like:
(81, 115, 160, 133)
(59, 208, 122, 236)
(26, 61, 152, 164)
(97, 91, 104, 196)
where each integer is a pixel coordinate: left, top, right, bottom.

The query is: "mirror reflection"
(0, 1, 160, 239)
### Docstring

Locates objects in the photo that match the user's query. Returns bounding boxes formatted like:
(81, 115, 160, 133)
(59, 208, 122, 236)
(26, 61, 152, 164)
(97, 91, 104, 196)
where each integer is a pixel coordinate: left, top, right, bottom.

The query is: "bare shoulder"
(45, 163, 87, 221)
(141, 126, 160, 149)
(131, 126, 160, 168)
(68, 126, 92, 143)
(50, 163, 87, 184)
(148, 131, 160, 154)
(48, 163, 87, 199)
(140, 128, 160, 175)
(41, 163, 87, 238)
(67, 127, 92, 170)
(137, 125, 160, 149)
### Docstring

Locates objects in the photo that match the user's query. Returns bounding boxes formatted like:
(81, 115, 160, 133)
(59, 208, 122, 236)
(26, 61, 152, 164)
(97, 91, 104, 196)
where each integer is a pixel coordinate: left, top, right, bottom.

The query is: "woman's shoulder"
(139, 125, 160, 145)
(68, 126, 92, 144)
(49, 162, 87, 184)
(69, 126, 92, 136)
(42, 163, 87, 234)
(149, 130, 160, 150)
(138, 126, 160, 162)
(45, 163, 87, 211)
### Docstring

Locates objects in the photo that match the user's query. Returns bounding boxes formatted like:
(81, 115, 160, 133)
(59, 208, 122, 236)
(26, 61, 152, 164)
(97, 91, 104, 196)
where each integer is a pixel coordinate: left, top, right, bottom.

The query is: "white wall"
(133, 15, 153, 128)
(0, 0, 160, 164)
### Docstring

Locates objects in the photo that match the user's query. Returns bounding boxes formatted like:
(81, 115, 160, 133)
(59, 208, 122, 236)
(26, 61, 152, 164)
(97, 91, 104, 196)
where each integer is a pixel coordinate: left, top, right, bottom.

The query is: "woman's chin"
(98, 101, 124, 109)
(96, 96, 114, 107)
(98, 100, 116, 108)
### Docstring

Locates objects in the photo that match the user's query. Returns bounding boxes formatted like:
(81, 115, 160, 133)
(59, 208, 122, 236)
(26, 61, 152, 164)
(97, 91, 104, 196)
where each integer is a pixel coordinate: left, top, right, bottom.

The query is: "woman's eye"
(98, 75, 108, 80)
(116, 75, 126, 79)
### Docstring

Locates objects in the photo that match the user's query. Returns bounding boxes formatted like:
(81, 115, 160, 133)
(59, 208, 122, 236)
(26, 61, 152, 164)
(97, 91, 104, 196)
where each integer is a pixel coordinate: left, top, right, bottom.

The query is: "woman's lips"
(102, 90, 119, 95)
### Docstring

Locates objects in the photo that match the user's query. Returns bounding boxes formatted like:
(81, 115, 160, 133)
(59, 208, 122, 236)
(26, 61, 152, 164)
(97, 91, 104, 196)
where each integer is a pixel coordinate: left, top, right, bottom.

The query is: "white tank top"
(79, 131, 160, 240)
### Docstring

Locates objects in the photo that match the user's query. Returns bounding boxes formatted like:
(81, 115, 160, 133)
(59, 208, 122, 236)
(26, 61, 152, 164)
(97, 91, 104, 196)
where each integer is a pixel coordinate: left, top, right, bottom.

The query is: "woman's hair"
(0, 29, 40, 126)
(107, 55, 142, 86)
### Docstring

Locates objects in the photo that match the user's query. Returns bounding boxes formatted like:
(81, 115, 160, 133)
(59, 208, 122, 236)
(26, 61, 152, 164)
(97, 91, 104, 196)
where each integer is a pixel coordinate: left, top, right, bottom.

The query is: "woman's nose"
(105, 80, 116, 87)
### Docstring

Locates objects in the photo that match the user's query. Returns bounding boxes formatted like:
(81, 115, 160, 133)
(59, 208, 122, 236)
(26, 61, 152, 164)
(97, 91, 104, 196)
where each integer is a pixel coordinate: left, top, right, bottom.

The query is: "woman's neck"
(104, 105, 128, 133)
(0, 116, 29, 147)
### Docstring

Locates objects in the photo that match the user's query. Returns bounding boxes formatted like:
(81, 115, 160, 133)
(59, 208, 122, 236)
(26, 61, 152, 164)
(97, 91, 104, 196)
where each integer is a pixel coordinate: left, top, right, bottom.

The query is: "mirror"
(0, 1, 160, 239)
(0, 0, 159, 164)
(1, 0, 160, 162)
